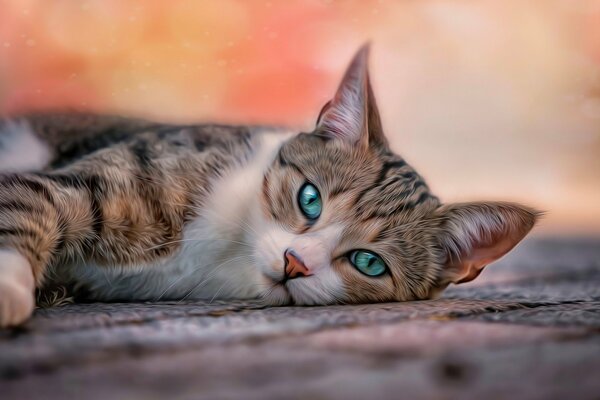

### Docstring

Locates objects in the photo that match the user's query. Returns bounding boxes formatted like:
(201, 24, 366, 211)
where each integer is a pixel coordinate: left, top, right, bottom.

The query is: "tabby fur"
(0, 45, 539, 326)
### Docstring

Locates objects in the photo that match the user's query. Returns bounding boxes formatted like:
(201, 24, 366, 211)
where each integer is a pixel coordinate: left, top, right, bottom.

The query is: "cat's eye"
(297, 183, 322, 221)
(349, 250, 387, 277)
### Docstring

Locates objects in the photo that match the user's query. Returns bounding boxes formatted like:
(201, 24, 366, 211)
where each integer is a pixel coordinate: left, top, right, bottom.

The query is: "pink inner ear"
(315, 100, 332, 126)
(438, 201, 539, 286)
(316, 44, 370, 144)
(451, 235, 523, 284)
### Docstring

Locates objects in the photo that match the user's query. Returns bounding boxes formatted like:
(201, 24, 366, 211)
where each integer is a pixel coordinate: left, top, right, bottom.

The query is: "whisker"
(144, 237, 252, 251)
(209, 282, 228, 304)
(162, 200, 261, 239)
(197, 206, 262, 238)
(177, 254, 252, 303)
(155, 252, 254, 302)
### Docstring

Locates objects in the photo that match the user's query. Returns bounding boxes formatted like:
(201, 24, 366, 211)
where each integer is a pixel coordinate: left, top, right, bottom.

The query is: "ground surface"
(1, 238, 599, 400)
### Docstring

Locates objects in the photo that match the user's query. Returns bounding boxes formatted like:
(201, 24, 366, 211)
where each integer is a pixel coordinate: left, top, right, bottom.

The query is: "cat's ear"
(435, 202, 540, 286)
(315, 43, 388, 149)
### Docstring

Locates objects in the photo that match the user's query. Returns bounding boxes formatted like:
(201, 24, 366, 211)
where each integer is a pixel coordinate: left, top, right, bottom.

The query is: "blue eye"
(298, 183, 322, 220)
(349, 250, 387, 277)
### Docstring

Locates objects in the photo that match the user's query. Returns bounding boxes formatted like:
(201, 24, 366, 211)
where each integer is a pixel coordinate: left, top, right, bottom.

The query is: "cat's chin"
(259, 282, 293, 306)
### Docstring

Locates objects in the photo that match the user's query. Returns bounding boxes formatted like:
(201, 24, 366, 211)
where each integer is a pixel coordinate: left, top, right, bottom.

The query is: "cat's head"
(253, 44, 539, 305)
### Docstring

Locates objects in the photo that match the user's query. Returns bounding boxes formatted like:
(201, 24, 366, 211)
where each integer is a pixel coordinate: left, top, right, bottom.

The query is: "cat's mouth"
(262, 275, 295, 305)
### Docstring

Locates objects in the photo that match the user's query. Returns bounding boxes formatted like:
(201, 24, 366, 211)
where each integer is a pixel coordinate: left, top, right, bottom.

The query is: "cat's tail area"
(0, 118, 52, 172)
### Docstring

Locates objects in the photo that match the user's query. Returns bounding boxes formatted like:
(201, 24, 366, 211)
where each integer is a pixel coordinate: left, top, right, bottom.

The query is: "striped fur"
(0, 45, 538, 326)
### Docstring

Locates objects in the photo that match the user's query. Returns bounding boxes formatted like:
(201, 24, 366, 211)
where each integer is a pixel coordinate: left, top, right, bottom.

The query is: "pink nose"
(284, 249, 312, 279)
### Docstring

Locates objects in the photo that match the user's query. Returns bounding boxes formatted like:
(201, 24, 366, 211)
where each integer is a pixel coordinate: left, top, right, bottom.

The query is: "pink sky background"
(1, 0, 599, 235)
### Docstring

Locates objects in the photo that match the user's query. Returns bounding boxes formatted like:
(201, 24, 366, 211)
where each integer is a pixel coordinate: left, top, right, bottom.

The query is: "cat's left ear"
(435, 202, 541, 287)
(315, 43, 388, 149)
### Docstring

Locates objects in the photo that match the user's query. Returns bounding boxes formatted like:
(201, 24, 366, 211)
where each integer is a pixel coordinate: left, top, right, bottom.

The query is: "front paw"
(0, 250, 35, 327)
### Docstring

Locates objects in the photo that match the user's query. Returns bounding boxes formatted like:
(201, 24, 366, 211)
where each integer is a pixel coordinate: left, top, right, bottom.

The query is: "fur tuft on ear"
(316, 43, 388, 148)
(435, 202, 541, 286)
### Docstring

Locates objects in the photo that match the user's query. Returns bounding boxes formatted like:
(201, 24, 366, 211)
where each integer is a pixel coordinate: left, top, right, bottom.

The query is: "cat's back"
(1, 112, 263, 170)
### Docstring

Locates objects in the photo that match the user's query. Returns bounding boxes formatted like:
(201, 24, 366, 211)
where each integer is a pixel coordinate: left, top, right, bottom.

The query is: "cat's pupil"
(298, 183, 322, 220)
(350, 250, 386, 277)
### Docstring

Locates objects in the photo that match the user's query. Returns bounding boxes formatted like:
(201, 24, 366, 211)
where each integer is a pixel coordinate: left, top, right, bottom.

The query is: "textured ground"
(1, 238, 599, 400)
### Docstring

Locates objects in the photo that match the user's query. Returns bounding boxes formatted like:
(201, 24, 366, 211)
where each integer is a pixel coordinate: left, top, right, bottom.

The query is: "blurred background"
(0, 0, 598, 236)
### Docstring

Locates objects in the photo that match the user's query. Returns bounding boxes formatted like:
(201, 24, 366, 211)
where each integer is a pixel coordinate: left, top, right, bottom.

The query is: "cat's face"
(252, 45, 538, 306)
(254, 133, 441, 305)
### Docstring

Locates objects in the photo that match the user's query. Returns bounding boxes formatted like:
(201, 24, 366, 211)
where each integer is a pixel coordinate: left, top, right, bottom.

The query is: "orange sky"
(1, 0, 599, 235)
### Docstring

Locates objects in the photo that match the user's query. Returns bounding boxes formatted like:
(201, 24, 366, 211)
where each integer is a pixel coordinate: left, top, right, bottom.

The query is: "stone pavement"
(1, 238, 599, 400)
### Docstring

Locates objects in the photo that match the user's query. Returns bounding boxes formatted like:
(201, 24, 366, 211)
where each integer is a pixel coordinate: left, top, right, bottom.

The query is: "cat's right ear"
(434, 202, 540, 288)
(315, 44, 388, 149)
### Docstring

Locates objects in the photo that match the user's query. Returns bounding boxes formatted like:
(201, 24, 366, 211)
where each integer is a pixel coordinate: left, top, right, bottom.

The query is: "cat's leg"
(0, 163, 135, 326)
(0, 171, 108, 326)
(0, 172, 82, 326)
(0, 249, 35, 326)
(0, 141, 198, 326)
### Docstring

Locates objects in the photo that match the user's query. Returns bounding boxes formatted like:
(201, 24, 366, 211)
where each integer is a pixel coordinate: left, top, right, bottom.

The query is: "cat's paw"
(0, 250, 35, 327)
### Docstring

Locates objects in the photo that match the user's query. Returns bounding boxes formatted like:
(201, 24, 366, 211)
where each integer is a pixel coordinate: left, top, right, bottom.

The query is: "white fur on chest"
(66, 130, 292, 301)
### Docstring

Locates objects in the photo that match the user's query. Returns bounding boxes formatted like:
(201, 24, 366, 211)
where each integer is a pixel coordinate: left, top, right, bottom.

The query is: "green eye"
(349, 250, 387, 277)
(298, 183, 322, 220)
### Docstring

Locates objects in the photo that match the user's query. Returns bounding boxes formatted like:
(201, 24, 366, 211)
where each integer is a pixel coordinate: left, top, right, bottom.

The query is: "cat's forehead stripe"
(277, 149, 302, 174)
(354, 164, 437, 221)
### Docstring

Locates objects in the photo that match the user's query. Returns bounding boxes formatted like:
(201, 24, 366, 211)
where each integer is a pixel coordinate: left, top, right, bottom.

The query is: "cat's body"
(1, 115, 293, 302)
(0, 46, 539, 327)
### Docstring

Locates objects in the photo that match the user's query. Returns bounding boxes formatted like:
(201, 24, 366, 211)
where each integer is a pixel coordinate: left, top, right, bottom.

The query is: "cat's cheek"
(286, 268, 345, 305)
(258, 278, 291, 306)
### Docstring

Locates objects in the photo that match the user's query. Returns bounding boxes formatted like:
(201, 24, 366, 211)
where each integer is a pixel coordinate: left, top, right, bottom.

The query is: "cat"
(0, 45, 539, 327)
